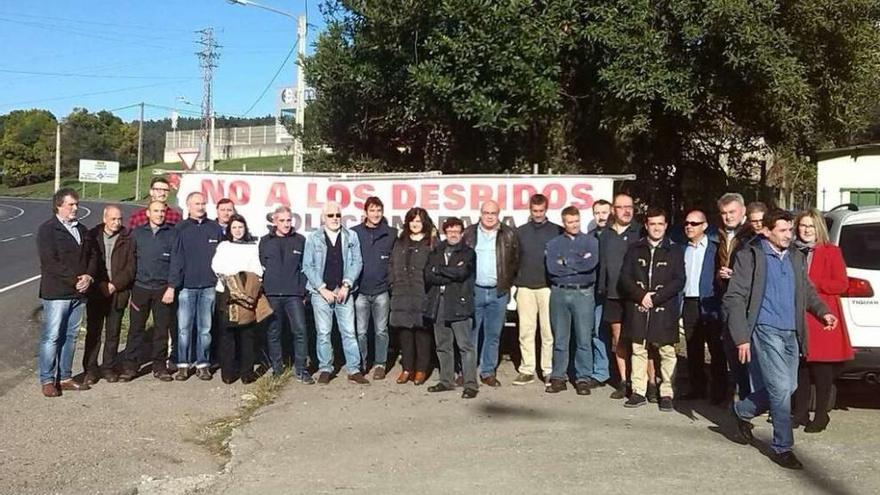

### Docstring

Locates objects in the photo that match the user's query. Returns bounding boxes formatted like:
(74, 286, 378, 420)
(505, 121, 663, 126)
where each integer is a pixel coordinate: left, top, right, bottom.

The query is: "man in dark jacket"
(351, 197, 397, 380)
(169, 191, 223, 381)
(598, 193, 642, 399)
(37, 188, 96, 397)
(462, 200, 519, 386)
(724, 208, 836, 470)
(260, 206, 312, 383)
(83, 205, 135, 384)
(544, 206, 600, 395)
(512, 194, 561, 386)
(619, 206, 685, 411)
(425, 217, 478, 399)
(122, 200, 179, 382)
(681, 209, 726, 404)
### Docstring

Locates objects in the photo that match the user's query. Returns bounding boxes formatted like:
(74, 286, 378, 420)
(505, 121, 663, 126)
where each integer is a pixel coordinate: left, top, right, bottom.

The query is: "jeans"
(311, 292, 361, 374)
(549, 286, 595, 382)
(734, 324, 800, 454)
(592, 297, 611, 382)
(38, 298, 85, 384)
(435, 314, 477, 390)
(83, 296, 125, 373)
(267, 296, 309, 377)
(473, 286, 509, 378)
(125, 285, 173, 372)
(177, 287, 215, 369)
(355, 292, 390, 368)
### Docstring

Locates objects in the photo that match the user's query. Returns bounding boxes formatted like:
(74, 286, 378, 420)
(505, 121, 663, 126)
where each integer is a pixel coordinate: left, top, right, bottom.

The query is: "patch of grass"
(199, 368, 292, 460)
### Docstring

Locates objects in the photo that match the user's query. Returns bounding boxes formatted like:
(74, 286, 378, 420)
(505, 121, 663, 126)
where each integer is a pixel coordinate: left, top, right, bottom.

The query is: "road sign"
(78, 159, 119, 184)
(178, 149, 200, 170)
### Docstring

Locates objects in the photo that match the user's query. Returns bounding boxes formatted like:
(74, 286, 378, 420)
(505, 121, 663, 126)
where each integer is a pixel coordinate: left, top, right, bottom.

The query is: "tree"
(0, 109, 57, 186)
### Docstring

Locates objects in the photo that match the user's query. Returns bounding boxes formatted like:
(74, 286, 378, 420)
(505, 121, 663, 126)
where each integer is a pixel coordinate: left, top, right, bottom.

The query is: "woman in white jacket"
(212, 214, 264, 384)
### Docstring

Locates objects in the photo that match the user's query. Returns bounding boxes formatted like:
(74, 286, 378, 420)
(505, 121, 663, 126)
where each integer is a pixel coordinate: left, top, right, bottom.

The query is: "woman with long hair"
(390, 207, 437, 385)
(212, 214, 266, 384)
(791, 208, 854, 432)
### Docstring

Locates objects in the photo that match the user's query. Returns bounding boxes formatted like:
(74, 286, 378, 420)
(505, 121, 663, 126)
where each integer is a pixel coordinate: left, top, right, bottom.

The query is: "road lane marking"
(0, 275, 40, 295)
(19, 233, 33, 238)
(0, 204, 25, 223)
(0, 238, 14, 243)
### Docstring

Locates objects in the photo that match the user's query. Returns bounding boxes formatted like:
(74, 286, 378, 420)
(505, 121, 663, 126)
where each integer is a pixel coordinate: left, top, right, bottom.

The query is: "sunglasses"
(683, 221, 705, 227)
(325, 213, 342, 218)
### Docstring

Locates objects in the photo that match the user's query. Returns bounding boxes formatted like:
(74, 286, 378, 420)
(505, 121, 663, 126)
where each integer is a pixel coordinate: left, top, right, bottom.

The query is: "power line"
(0, 10, 193, 34)
(241, 39, 298, 117)
(0, 81, 186, 108)
(0, 68, 197, 80)
(0, 16, 191, 50)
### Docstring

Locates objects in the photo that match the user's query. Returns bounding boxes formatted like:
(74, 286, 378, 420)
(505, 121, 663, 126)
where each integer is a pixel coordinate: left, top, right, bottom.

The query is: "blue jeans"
(311, 292, 361, 374)
(734, 324, 800, 454)
(267, 296, 309, 377)
(38, 298, 85, 384)
(592, 298, 610, 382)
(550, 286, 596, 382)
(177, 287, 215, 369)
(355, 292, 390, 368)
(473, 286, 509, 378)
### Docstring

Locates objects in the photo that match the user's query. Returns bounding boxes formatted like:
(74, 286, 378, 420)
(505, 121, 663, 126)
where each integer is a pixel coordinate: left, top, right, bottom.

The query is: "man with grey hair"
(716, 192, 756, 401)
(303, 202, 369, 385)
(260, 205, 312, 383)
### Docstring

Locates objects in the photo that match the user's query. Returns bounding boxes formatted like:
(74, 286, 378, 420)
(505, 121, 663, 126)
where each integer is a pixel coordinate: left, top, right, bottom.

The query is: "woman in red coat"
(792, 208, 854, 432)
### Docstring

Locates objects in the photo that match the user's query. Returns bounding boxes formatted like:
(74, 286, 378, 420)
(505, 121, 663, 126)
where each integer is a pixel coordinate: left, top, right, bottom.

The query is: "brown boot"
(58, 379, 90, 391)
(396, 370, 412, 384)
(41, 383, 60, 397)
(372, 366, 386, 380)
(413, 371, 427, 386)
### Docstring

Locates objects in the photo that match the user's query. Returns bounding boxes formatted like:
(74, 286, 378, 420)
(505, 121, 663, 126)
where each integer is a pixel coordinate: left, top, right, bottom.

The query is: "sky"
(0, 0, 323, 123)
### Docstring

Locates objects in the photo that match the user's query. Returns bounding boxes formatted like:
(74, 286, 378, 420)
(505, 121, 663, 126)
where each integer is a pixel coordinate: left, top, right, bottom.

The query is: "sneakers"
(624, 393, 648, 408)
(610, 381, 629, 400)
(317, 371, 331, 385)
(659, 396, 674, 412)
(512, 373, 536, 386)
(153, 370, 173, 382)
(348, 372, 370, 385)
(545, 379, 567, 393)
(646, 383, 659, 403)
(575, 382, 592, 396)
(297, 373, 316, 385)
(196, 368, 213, 381)
(428, 382, 455, 393)
(771, 451, 804, 470)
(174, 368, 192, 381)
(372, 366, 386, 381)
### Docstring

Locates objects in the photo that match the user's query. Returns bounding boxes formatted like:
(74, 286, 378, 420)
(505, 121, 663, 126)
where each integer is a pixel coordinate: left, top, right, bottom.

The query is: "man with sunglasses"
(681, 209, 726, 404)
(303, 202, 369, 385)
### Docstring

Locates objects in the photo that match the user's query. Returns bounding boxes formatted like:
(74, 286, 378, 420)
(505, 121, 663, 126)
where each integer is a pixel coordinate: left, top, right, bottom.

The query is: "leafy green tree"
(0, 109, 56, 186)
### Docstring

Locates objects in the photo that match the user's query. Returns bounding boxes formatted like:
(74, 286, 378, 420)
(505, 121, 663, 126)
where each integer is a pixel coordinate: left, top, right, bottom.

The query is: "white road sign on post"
(178, 149, 200, 170)
(78, 159, 120, 184)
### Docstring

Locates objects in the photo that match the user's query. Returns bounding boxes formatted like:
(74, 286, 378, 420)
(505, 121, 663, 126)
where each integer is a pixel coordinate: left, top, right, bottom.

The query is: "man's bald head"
(479, 200, 500, 230)
(103, 204, 123, 235)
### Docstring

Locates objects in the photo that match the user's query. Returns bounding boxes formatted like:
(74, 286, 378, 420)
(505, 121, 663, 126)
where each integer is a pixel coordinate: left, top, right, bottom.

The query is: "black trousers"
(125, 285, 173, 372)
(793, 361, 839, 423)
(398, 326, 432, 373)
(216, 292, 257, 380)
(83, 295, 125, 373)
(682, 298, 726, 399)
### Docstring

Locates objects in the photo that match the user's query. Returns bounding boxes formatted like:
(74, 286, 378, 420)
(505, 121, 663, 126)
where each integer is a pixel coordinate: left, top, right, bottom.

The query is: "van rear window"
(839, 222, 880, 270)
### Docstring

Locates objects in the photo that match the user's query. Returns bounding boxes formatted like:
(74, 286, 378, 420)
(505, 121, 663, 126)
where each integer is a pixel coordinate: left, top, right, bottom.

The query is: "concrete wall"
(817, 154, 880, 210)
(163, 124, 293, 164)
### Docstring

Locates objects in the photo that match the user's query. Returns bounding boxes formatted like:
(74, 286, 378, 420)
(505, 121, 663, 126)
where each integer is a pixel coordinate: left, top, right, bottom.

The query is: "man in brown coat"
(83, 205, 135, 384)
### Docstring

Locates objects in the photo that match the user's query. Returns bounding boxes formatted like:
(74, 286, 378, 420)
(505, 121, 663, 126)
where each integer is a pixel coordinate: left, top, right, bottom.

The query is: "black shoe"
(174, 368, 191, 381)
(804, 417, 829, 433)
(731, 404, 754, 445)
(792, 415, 809, 429)
(461, 388, 478, 399)
(118, 369, 136, 382)
(221, 374, 238, 385)
(575, 381, 592, 396)
(587, 377, 605, 389)
(624, 394, 647, 408)
(297, 373, 316, 385)
(428, 383, 455, 393)
(770, 451, 804, 470)
(646, 384, 659, 403)
(545, 379, 567, 394)
(241, 373, 258, 384)
(196, 368, 213, 381)
(610, 382, 628, 400)
(659, 396, 674, 412)
(153, 370, 173, 382)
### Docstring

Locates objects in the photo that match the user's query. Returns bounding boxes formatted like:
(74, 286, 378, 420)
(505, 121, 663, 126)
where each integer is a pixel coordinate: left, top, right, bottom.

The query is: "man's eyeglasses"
(151, 187, 170, 192)
(683, 221, 705, 227)
(326, 213, 342, 218)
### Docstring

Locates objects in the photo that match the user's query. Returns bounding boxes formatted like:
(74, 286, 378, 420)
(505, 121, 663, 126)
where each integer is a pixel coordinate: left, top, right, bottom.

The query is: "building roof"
(816, 143, 880, 162)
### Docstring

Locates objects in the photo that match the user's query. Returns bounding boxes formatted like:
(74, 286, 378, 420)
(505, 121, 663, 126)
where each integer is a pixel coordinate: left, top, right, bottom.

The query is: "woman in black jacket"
(390, 207, 437, 385)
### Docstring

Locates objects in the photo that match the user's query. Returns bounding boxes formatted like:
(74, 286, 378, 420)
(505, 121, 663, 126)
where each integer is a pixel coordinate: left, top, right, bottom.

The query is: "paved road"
(0, 198, 138, 394)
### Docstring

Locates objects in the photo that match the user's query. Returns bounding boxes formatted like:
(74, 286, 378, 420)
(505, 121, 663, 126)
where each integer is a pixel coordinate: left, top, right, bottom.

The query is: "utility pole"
(135, 102, 144, 201)
(293, 15, 306, 173)
(54, 122, 61, 192)
(196, 27, 220, 171)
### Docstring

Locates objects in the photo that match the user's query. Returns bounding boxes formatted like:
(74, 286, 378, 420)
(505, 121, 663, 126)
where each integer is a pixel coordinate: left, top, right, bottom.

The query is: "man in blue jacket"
(303, 202, 368, 385)
(260, 206, 312, 383)
(544, 206, 600, 395)
(169, 192, 223, 381)
(681, 209, 726, 404)
(351, 197, 397, 380)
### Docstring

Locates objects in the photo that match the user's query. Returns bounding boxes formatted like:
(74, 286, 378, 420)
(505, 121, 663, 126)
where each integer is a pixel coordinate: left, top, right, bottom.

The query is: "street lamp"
(226, 0, 306, 173)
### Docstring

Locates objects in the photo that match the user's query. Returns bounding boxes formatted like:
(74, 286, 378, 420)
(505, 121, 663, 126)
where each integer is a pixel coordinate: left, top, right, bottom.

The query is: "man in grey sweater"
(723, 208, 837, 470)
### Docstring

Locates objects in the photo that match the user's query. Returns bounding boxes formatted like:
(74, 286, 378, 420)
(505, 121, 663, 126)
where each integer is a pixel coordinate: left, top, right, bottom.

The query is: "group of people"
(36, 176, 853, 470)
